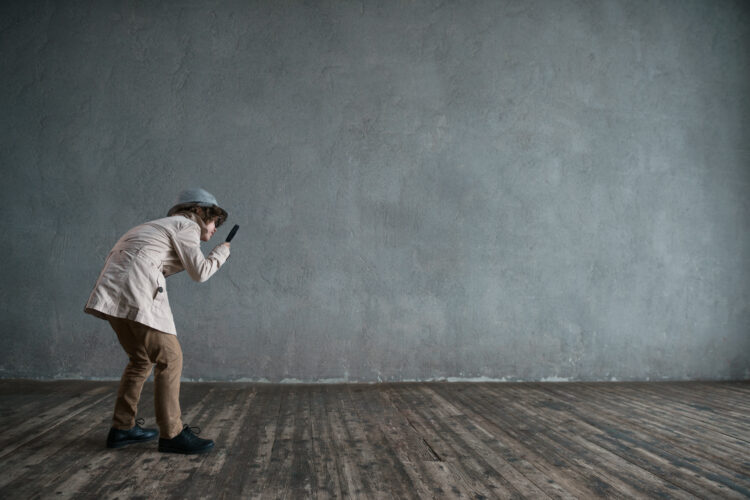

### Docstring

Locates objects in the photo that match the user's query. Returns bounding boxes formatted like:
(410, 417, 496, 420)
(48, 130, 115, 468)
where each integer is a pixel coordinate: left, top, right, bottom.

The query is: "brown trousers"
(108, 317, 184, 439)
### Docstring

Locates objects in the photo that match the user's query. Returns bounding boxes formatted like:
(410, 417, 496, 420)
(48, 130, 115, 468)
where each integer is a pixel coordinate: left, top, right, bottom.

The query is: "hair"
(169, 203, 227, 227)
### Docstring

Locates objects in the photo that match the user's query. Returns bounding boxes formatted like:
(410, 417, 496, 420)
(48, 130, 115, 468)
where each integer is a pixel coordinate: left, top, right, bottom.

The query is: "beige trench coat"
(84, 214, 230, 335)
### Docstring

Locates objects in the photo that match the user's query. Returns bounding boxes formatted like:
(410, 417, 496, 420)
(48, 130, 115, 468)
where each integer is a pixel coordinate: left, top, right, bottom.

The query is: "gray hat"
(167, 188, 228, 220)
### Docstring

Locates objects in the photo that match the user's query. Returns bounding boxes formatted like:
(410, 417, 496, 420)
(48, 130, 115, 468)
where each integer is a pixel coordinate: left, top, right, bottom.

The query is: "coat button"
(157, 287, 164, 293)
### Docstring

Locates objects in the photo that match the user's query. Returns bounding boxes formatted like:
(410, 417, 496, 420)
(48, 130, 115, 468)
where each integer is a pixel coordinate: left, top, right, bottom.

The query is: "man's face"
(201, 218, 218, 242)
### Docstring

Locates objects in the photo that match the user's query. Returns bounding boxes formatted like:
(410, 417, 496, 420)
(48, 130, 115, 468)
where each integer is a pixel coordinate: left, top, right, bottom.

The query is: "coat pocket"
(151, 268, 167, 306)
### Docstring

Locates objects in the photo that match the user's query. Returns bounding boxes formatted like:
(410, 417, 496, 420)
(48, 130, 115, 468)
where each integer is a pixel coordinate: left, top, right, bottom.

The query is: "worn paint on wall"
(1, 0, 749, 381)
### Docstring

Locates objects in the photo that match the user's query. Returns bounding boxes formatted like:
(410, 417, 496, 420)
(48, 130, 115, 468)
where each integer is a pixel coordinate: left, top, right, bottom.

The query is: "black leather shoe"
(106, 418, 159, 448)
(158, 425, 214, 454)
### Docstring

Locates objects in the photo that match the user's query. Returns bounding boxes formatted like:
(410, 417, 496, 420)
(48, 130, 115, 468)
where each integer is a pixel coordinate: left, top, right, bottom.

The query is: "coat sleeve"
(171, 224, 231, 282)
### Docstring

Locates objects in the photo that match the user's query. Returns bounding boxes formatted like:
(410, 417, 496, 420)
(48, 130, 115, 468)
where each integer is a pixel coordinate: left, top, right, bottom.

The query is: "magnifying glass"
(225, 224, 239, 242)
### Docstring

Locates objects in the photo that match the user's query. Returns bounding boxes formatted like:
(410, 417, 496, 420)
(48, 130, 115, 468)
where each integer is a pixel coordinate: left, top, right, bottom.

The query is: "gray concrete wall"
(1, 0, 748, 382)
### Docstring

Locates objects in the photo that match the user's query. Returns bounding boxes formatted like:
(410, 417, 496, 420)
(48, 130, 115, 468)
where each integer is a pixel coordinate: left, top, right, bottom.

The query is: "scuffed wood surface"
(0, 380, 748, 499)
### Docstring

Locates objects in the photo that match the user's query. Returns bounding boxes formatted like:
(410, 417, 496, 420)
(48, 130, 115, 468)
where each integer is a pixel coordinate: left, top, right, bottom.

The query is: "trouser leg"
(143, 330, 184, 439)
(109, 317, 153, 430)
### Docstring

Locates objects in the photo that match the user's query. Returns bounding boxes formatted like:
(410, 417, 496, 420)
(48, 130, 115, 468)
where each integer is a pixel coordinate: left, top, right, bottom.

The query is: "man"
(85, 188, 231, 454)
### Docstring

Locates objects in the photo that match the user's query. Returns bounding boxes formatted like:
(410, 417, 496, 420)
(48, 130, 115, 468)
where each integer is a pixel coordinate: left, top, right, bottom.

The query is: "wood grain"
(0, 380, 748, 499)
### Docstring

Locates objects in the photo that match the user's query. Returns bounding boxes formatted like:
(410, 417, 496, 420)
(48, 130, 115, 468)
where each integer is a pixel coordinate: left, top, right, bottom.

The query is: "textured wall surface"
(1, 0, 748, 382)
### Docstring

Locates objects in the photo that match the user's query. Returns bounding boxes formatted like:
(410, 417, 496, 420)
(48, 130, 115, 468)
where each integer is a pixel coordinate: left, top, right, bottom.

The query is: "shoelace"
(183, 424, 202, 435)
(135, 418, 145, 427)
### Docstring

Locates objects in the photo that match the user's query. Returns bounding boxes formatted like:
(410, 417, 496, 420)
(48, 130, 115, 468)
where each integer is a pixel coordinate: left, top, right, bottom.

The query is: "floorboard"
(0, 380, 748, 499)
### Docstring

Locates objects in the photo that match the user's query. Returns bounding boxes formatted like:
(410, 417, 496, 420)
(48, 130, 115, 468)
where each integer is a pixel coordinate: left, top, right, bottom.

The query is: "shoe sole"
(106, 435, 158, 449)
(158, 443, 214, 455)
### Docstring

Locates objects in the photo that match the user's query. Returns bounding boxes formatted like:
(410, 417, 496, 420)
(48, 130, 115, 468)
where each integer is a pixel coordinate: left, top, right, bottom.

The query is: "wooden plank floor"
(0, 380, 748, 499)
